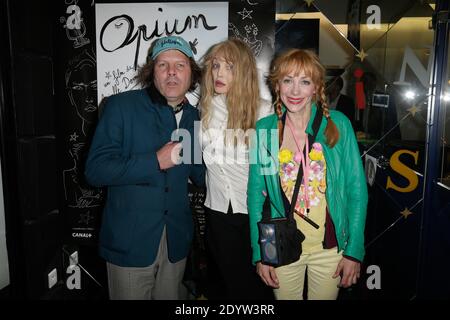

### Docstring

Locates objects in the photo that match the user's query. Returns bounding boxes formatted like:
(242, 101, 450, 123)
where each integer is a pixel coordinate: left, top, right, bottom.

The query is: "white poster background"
(95, 2, 228, 105)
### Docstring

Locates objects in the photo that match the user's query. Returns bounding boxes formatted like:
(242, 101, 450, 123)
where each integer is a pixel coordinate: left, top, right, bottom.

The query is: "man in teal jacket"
(85, 36, 205, 300)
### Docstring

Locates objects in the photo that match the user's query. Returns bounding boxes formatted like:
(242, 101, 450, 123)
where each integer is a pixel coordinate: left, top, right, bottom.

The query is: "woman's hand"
(332, 256, 361, 288)
(256, 262, 279, 288)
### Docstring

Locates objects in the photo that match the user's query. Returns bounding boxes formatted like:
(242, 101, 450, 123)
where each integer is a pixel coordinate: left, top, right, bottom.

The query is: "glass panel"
(440, 31, 450, 187)
(357, 1, 435, 300)
(360, 2, 434, 165)
(275, 0, 436, 299)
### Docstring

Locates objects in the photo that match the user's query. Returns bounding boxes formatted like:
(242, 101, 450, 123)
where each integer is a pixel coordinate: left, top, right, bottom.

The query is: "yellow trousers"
(274, 248, 343, 300)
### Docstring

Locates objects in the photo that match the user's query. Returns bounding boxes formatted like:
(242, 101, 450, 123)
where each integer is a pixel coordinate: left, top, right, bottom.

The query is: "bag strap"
(287, 107, 323, 220)
(261, 106, 323, 221)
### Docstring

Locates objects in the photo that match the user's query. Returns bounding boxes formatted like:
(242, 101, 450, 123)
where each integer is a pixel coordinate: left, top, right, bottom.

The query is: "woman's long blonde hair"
(200, 38, 260, 145)
(267, 49, 339, 147)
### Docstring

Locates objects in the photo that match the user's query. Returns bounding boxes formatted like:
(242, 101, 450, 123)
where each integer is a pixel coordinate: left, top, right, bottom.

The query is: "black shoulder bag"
(258, 108, 323, 267)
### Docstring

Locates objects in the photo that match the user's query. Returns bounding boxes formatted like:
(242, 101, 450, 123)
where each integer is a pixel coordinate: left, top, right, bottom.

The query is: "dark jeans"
(205, 206, 274, 300)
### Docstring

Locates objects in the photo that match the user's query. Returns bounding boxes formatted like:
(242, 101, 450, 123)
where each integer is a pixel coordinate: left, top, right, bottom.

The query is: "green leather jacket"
(248, 103, 368, 264)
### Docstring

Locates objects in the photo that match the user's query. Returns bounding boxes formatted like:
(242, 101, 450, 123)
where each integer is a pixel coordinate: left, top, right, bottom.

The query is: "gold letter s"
(386, 149, 419, 193)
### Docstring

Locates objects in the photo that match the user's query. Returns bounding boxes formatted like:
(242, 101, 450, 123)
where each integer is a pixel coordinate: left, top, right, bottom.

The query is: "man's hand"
(156, 141, 182, 170)
(332, 256, 361, 288)
(256, 262, 279, 288)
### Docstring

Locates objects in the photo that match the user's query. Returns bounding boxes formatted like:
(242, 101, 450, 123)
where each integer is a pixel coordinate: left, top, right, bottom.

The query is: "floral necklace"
(285, 115, 310, 216)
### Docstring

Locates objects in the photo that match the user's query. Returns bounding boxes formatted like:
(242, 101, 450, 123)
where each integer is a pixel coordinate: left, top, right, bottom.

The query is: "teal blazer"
(85, 88, 205, 267)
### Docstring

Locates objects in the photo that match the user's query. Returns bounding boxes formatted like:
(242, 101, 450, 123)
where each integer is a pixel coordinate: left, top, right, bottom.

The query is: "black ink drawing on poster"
(55, 0, 104, 244)
(103, 64, 139, 99)
(229, 0, 275, 101)
(95, 2, 229, 105)
(98, 13, 214, 71)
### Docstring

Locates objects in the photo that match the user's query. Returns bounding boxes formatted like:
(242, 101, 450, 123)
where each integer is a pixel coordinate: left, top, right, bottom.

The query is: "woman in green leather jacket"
(247, 49, 368, 300)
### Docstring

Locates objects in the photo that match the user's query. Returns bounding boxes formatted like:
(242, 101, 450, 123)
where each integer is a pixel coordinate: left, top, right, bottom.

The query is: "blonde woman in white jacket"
(199, 38, 273, 300)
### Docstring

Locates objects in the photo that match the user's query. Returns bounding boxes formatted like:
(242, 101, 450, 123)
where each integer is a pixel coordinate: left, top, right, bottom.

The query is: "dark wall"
(0, 0, 21, 298)
(0, 0, 63, 299)
(0, 0, 109, 300)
